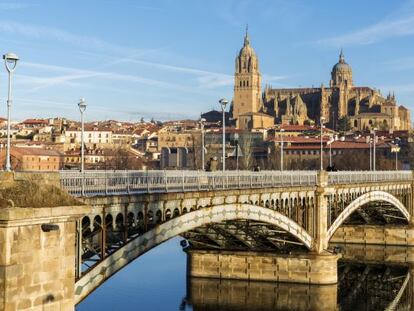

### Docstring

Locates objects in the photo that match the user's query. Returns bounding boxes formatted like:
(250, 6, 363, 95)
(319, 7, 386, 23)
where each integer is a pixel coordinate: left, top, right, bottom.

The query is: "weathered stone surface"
(331, 225, 414, 246)
(0, 206, 88, 311)
(187, 249, 338, 285)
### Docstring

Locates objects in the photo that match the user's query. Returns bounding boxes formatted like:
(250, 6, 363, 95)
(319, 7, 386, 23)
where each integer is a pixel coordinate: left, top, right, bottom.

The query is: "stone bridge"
(60, 170, 414, 303)
(1, 169, 414, 310)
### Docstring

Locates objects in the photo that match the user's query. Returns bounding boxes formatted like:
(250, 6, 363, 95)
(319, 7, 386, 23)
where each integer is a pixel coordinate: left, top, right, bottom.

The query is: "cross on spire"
(244, 24, 250, 46)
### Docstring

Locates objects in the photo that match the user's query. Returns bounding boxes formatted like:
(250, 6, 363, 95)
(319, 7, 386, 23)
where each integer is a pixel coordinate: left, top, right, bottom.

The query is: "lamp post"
(320, 117, 325, 171)
(391, 143, 400, 171)
(327, 135, 335, 167)
(372, 128, 377, 171)
(280, 128, 285, 171)
(234, 132, 239, 171)
(200, 118, 206, 171)
(3, 52, 19, 172)
(219, 98, 228, 172)
(369, 138, 372, 171)
(78, 98, 87, 172)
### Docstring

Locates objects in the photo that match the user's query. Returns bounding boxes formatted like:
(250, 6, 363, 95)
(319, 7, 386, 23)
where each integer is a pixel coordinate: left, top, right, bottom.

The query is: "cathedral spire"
(244, 24, 250, 46)
(339, 49, 345, 63)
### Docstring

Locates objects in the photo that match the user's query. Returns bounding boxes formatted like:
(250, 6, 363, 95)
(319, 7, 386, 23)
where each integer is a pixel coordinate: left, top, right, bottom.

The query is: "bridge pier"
(313, 171, 329, 253)
(0, 206, 88, 311)
(187, 249, 338, 285)
(331, 224, 414, 246)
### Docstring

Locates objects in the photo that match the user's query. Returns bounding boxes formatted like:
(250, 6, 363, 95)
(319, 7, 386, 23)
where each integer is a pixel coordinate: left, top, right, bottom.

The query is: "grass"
(0, 179, 82, 208)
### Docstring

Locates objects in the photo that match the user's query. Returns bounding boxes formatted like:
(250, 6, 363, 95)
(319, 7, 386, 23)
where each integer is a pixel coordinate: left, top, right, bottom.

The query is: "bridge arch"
(327, 190, 410, 240)
(75, 203, 313, 303)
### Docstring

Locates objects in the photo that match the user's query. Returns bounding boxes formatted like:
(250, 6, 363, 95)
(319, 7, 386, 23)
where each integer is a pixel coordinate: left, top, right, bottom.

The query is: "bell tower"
(233, 26, 262, 122)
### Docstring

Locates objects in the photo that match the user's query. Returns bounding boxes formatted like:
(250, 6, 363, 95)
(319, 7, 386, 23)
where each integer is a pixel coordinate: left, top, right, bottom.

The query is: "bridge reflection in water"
(184, 245, 413, 311)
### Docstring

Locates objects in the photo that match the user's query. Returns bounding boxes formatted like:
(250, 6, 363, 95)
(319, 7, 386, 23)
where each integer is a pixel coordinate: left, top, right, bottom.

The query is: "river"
(77, 239, 411, 311)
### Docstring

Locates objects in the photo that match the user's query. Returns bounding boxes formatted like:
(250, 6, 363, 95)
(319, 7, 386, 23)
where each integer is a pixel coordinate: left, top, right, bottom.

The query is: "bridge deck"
(59, 170, 413, 197)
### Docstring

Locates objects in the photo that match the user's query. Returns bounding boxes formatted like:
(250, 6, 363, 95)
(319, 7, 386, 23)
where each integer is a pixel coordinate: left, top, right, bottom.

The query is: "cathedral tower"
(232, 27, 262, 122)
(330, 50, 353, 119)
(330, 50, 353, 88)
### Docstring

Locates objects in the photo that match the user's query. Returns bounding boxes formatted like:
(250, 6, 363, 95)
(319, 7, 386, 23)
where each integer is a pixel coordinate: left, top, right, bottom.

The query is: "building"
(268, 135, 395, 170)
(64, 126, 113, 149)
(160, 147, 194, 169)
(0, 146, 63, 171)
(157, 127, 200, 151)
(232, 29, 411, 131)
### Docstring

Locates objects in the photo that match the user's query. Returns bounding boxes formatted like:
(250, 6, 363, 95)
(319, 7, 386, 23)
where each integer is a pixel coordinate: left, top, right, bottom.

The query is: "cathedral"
(232, 30, 411, 131)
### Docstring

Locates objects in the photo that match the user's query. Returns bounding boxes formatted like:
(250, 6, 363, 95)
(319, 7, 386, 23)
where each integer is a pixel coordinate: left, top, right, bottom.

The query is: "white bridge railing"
(328, 171, 413, 184)
(60, 170, 318, 197)
(59, 170, 413, 197)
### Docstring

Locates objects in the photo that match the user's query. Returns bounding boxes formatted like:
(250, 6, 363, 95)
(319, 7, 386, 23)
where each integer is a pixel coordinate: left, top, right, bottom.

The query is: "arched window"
(240, 81, 242, 87)
(246, 80, 249, 87)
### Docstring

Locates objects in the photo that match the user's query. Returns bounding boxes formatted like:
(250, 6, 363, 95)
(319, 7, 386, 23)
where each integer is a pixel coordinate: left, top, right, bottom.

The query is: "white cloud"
(0, 21, 139, 54)
(122, 59, 289, 89)
(320, 14, 414, 47)
(16, 61, 216, 96)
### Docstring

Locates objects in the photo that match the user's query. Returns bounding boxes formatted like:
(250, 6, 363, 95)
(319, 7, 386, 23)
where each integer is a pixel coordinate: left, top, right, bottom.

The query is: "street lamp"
(78, 98, 87, 172)
(327, 135, 335, 167)
(320, 117, 325, 171)
(371, 128, 377, 171)
(369, 137, 373, 171)
(200, 117, 206, 171)
(280, 128, 285, 171)
(3, 52, 19, 172)
(219, 98, 228, 172)
(391, 141, 400, 171)
(234, 132, 239, 171)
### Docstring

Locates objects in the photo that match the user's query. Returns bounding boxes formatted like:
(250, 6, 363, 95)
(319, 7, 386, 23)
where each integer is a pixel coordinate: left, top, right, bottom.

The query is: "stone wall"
(0, 206, 89, 311)
(330, 225, 414, 246)
(187, 249, 338, 285)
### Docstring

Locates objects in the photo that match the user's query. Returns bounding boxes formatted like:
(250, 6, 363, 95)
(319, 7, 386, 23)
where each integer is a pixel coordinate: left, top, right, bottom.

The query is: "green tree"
(337, 116, 351, 132)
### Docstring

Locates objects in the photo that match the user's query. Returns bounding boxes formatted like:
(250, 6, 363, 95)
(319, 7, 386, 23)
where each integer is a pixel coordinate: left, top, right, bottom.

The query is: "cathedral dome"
(238, 31, 256, 57)
(332, 50, 352, 73)
(331, 50, 353, 87)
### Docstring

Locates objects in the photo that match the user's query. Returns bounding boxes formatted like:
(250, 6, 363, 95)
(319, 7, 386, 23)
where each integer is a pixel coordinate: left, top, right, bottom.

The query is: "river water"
(76, 238, 411, 311)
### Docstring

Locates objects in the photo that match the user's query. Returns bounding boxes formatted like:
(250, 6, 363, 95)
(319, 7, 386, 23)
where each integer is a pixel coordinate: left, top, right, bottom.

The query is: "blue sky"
(0, 0, 413, 122)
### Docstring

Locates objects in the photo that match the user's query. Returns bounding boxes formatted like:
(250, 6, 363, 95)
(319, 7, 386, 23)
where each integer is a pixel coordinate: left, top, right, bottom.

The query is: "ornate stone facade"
(232, 32, 411, 131)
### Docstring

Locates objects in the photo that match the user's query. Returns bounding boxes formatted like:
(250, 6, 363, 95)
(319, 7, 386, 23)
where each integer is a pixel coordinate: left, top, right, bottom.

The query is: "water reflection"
(186, 261, 410, 311)
(186, 278, 337, 311)
(337, 262, 410, 311)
